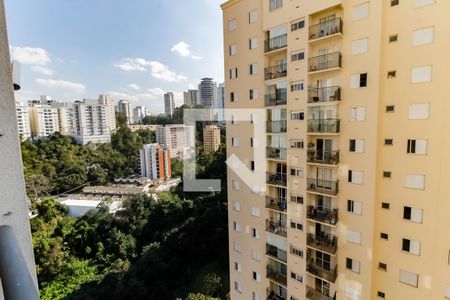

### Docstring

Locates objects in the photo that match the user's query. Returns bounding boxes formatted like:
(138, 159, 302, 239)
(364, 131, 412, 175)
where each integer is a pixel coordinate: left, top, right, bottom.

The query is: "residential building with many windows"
(156, 124, 195, 159)
(222, 0, 450, 299)
(15, 102, 31, 140)
(139, 143, 171, 181)
(203, 125, 221, 154)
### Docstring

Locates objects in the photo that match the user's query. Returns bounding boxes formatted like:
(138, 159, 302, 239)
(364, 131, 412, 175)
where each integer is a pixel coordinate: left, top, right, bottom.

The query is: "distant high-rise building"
(117, 99, 132, 124)
(49, 102, 77, 135)
(98, 94, 117, 131)
(133, 106, 148, 124)
(203, 125, 221, 154)
(215, 83, 225, 121)
(73, 99, 112, 145)
(183, 89, 199, 107)
(28, 103, 60, 138)
(15, 102, 31, 140)
(198, 78, 217, 108)
(164, 92, 175, 116)
(156, 124, 194, 158)
(139, 143, 171, 180)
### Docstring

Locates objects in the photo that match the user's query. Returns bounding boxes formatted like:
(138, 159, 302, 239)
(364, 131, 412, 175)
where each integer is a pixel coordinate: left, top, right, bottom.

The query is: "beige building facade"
(204, 125, 222, 154)
(222, 0, 450, 299)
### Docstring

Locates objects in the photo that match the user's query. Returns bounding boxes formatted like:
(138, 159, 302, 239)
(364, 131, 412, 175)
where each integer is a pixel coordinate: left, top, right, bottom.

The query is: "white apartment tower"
(156, 124, 195, 158)
(164, 92, 175, 116)
(15, 102, 31, 140)
(117, 99, 132, 124)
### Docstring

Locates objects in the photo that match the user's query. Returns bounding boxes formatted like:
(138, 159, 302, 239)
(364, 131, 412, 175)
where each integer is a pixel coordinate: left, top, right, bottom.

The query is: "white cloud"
(113, 58, 148, 71)
(35, 78, 85, 93)
(114, 58, 187, 82)
(30, 66, 54, 76)
(147, 88, 165, 97)
(147, 61, 187, 82)
(10, 46, 51, 65)
(127, 83, 140, 91)
(170, 41, 203, 60)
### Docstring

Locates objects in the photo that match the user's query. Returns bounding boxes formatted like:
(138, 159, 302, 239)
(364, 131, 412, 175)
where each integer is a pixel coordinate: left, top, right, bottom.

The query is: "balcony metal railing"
(266, 219, 287, 237)
(308, 52, 342, 72)
(265, 196, 287, 212)
(267, 172, 287, 186)
(307, 150, 340, 165)
(307, 206, 339, 225)
(307, 233, 337, 255)
(0, 225, 40, 300)
(306, 286, 336, 300)
(266, 265, 287, 286)
(265, 89, 288, 106)
(265, 64, 287, 80)
(265, 34, 288, 53)
(308, 86, 342, 103)
(307, 119, 340, 134)
(307, 178, 339, 196)
(266, 121, 287, 133)
(309, 17, 343, 41)
(266, 147, 287, 160)
(307, 261, 338, 283)
(266, 243, 287, 263)
(267, 289, 287, 300)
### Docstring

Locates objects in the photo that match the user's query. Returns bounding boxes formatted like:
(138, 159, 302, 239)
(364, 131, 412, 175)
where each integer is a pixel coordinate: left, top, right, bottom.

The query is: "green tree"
(201, 273, 222, 296)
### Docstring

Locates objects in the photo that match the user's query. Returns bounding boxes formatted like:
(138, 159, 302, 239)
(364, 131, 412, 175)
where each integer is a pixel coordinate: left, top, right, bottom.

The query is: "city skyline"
(4, 0, 225, 114)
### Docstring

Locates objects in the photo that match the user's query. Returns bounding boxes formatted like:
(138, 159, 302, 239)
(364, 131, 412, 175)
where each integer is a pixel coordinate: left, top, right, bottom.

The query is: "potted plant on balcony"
(329, 209, 337, 225)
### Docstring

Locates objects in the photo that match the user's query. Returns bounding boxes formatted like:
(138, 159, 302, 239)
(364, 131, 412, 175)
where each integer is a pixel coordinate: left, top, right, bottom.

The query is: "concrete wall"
(0, 0, 38, 296)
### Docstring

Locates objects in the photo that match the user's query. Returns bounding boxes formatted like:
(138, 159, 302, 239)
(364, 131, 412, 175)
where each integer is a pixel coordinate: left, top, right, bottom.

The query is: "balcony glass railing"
(308, 52, 342, 72)
(307, 206, 338, 225)
(306, 261, 337, 283)
(265, 64, 287, 80)
(306, 286, 336, 300)
(267, 289, 287, 300)
(266, 265, 287, 286)
(265, 34, 288, 53)
(307, 119, 340, 134)
(308, 86, 341, 103)
(265, 89, 288, 106)
(266, 243, 287, 263)
(307, 233, 337, 255)
(266, 147, 287, 160)
(307, 150, 340, 165)
(266, 120, 287, 133)
(307, 178, 339, 196)
(266, 219, 287, 237)
(309, 17, 343, 41)
(265, 196, 287, 212)
(267, 172, 287, 186)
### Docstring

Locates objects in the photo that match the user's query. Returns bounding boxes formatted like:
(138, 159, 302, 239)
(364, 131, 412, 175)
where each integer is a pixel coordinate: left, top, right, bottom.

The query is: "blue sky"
(5, 0, 225, 114)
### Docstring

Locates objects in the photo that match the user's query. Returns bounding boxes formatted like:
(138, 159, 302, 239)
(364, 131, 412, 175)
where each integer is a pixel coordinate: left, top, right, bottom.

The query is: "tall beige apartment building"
(222, 1, 450, 300)
(204, 125, 222, 154)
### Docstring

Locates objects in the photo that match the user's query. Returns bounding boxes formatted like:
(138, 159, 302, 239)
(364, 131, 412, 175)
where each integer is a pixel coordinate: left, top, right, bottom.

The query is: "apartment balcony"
(266, 121, 287, 133)
(266, 265, 287, 286)
(266, 243, 287, 263)
(265, 89, 287, 106)
(265, 34, 288, 53)
(265, 64, 287, 80)
(307, 119, 340, 134)
(308, 86, 341, 104)
(266, 147, 287, 160)
(308, 52, 342, 73)
(307, 150, 340, 165)
(306, 286, 336, 300)
(266, 219, 287, 238)
(307, 178, 339, 196)
(309, 17, 343, 41)
(267, 290, 286, 300)
(307, 262, 338, 283)
(307, 206, 339, 226)
(267, 172, 287, 187)
(265, 196, 287, 212)
(307, 233, 337, 255)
